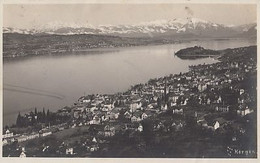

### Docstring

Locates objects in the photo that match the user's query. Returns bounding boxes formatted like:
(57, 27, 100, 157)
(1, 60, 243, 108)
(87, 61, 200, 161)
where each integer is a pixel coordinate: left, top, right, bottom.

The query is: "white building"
(20, 147, 26, 158)
(138, 124, 143, 132)
(66, 148, 74, 155)
(214, 121, 220, 130)
(3, 129, 13, 139)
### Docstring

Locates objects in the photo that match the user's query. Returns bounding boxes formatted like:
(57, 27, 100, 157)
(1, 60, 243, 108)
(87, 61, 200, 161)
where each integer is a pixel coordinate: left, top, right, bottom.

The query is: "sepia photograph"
(1, 0, 258, 159)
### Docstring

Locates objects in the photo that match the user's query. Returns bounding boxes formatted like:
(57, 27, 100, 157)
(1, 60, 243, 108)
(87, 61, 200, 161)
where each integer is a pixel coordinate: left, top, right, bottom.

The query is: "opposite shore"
(3, 31, 252, 60)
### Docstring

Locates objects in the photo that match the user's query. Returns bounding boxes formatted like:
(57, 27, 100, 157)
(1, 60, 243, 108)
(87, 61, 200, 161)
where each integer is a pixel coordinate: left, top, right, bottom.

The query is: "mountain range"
(3, 18, 257, 39)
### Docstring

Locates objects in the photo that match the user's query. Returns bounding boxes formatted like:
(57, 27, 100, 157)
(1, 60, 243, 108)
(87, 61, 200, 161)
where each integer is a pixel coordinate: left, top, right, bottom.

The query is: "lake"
(3, 39, 256, 126)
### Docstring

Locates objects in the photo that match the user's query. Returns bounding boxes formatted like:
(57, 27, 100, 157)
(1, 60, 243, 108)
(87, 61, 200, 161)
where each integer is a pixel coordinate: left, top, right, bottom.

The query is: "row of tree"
(16, 108, 71, 127)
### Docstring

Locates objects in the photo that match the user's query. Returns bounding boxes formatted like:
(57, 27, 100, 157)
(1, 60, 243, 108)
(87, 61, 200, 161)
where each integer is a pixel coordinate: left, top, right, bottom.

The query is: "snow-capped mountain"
(231, 23, 256, 32)
(3, 27, 37, 35)
(236, 23, 257, 38)
(3, 18, 257, 38)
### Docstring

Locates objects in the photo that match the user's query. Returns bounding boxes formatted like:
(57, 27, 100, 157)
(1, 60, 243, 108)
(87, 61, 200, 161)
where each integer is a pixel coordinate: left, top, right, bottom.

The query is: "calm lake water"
(3, 39, 256, 125)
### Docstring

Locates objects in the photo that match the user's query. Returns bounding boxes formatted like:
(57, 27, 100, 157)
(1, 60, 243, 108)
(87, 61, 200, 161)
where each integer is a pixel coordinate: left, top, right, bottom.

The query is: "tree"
(4, 125, 9, 130)
(185, 115, 197, 133)
(187, 96, 198, 106)
(47, 109, 50, 118)
(191, 86, 199, 93)
(176, 97, 182, 106)
(114, 100, 119, 107)
(34, 107, 38, 115)
(16, 112, 22, 127)
(142, 119, 155, 145)
(43, 108, 46, 122)
(157, 97, 162, 107)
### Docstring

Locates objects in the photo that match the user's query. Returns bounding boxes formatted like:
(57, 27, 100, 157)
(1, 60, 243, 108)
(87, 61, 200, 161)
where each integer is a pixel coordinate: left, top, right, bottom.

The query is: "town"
(2, 46, 257, 158)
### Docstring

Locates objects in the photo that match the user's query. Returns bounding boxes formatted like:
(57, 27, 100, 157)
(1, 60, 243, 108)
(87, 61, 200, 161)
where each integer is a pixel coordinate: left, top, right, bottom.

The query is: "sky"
(3, 4, 257, 29)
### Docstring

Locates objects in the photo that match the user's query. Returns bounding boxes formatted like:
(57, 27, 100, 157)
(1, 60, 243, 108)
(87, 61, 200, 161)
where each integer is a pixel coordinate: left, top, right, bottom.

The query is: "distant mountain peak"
(3, 17, 256, 39)
(37, 21, 95, 30)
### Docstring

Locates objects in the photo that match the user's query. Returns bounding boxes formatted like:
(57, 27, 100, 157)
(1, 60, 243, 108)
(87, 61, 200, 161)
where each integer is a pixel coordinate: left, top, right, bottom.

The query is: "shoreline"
(3, 36, 256, 62)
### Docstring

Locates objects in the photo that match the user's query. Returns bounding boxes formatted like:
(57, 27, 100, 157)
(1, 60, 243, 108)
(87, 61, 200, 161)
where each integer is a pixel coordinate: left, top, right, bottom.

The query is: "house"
(3, 129, 14, 139)
(90, 115, 101, 124)
(90, 106, 98, 113)
(244, 108, 253, 115)
(42, 145, 49, 153)
(71, 123, 77, 128)
(124, 111, 132, 119)
(215, 105, 230, 112)
(104, 125, 116, 137)
(27, 132, 40, 140)
(66, 148, 74, 155)
(197, 119, 208, 127)
(92, 137, 97, 143)
(39, 129, 52, 137)
(123, 123, 136, 131)
(181, 98, 188, 106)
(2, 139, 8, 146)
(238, 97, 245, 104)
(171, 121, 184, 131)
(237, 106, 254, 117)
(147, 103, 157, 109)
(103, 103, 114, 111)
(216, 96, 222, 104)
(82, 96, 91, 103)
(83, 99, 91, 103)
(90, 144, 99, 152)
(186, 76, 192, 80)
(101, 106, 109, 112)
(130, 101, 142, 112)
(19, 147, 26, 158)
(101, 115, 109, 122)
(154, 122, 164, 130)
(73, 111, 80, 119)
(110, 109, 120, 120)
(106, 110, 119, 121)
(141, 112, 148, 120)
(168, 93, 179, 103)
(170, 101, 177, 106)
(240, 89, 245, 95)
(214, 121, 220, 130)
(137, 124, 143, 132)
(238, 93, 250, 104)
(173, 108, 183, 115)
(207, 98, 211, 105)
(16, 135, 28, 143)
(131, 112, 142, 122)
(113, 124, 124, 133)
(198, 96, 202, 104)
(161, 104, 168, 111)
(153, 96, 159, 101)
(198, 83, 207, 92)
(141, 110, 153, 120)
(3, 135, 16, 145)
(213, 118, 227, 130)
(131, 115, 141, 122)
(231, 62, 239, 68)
